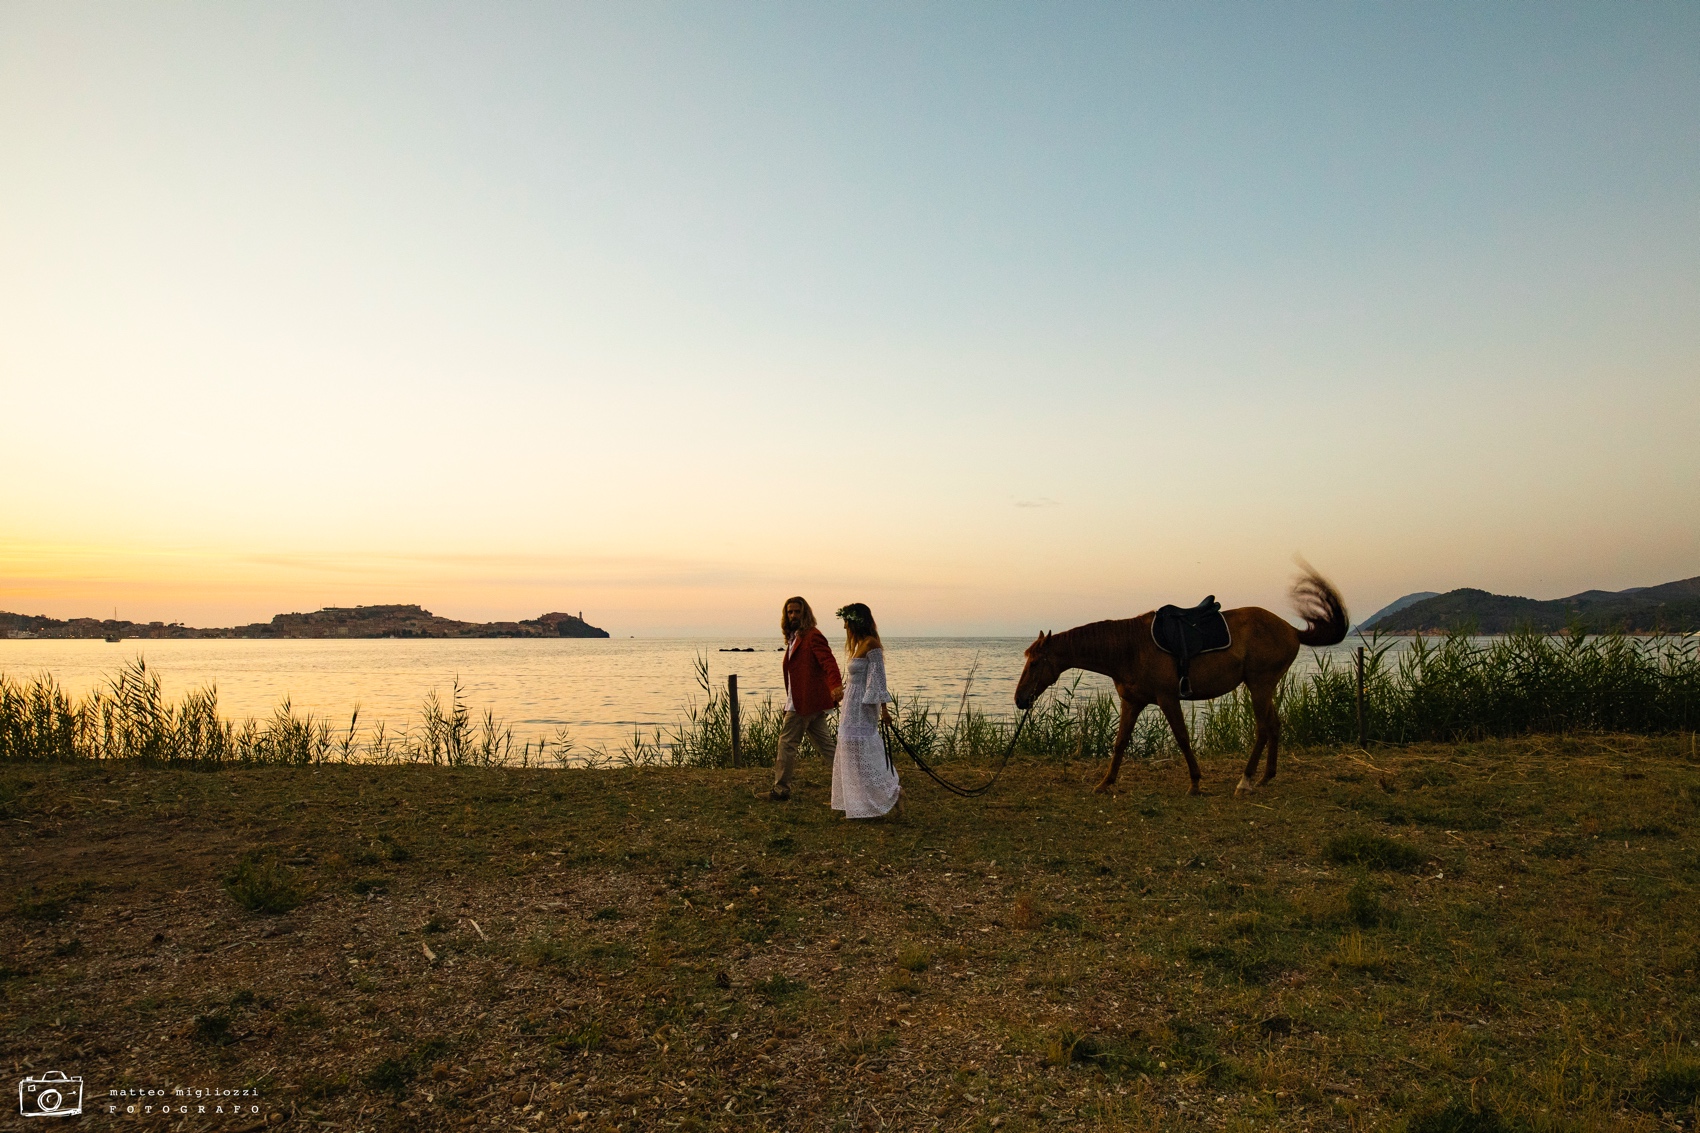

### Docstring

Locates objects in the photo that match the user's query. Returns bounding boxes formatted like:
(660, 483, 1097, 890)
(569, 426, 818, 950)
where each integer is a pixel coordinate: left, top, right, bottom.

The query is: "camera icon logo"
(18, 1071, 83, 1118)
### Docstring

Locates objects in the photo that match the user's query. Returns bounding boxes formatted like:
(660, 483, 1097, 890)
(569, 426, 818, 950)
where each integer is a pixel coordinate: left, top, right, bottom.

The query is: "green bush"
(224, 853, 310, 914)
(756, 974, 806, 1000)
(1346, 878, 1393, 926)
(895, 944, 930, 972)
(551, 1021, 604, 1053)
(1325, 832, 1428, 873)
(363, 1038, 447, 1096)
(191, 1013, 236, 1046)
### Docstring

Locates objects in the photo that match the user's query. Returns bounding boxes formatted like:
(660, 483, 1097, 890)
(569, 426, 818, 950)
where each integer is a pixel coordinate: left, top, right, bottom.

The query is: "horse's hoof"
(1189, 784, 1203, 797)
(1235, 776, 1255, 797)
(1093, 781, 1115, 795)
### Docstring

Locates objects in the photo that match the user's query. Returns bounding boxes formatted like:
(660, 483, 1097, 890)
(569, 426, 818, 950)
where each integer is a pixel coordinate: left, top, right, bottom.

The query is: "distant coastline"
(0, 604, 610, 640)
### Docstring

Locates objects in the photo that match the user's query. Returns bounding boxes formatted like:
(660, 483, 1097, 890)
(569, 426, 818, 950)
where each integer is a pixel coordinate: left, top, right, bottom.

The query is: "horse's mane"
(1052, 616, 1146, 660)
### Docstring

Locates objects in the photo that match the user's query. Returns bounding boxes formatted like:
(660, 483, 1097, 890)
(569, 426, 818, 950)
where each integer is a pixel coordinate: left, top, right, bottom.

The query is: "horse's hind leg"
(1261, 703, 1282, 786)
(1155, 696, 1202, 795)
(1243, 675, 1282, 789)
(1095, 695, 1145, 794)
(1236, 710, 1269, 798)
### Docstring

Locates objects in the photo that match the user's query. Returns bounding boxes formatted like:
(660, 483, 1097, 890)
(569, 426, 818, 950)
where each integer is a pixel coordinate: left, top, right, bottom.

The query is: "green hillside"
(1371, 576, 1700, 634)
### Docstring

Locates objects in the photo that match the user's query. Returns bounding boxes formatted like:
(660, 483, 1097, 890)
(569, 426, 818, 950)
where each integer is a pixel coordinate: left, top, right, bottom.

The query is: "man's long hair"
(781, 596, 817, 640)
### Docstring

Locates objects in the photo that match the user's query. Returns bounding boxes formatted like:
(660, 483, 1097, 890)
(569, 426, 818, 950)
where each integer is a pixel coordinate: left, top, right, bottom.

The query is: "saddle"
(1151, 596, 1232, 699)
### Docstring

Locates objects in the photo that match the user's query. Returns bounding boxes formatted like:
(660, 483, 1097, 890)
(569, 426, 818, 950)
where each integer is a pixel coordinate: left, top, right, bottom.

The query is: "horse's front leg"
(1156, 696, 1202, 795)
(1095, 696, 1144, 793)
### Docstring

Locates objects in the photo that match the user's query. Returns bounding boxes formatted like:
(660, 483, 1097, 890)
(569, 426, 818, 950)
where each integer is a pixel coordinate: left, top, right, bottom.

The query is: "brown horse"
(1014, 567, 1348, 796)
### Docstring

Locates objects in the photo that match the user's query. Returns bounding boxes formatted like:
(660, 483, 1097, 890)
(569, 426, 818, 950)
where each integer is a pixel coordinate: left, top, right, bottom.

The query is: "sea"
(0, 635, 1398, 754)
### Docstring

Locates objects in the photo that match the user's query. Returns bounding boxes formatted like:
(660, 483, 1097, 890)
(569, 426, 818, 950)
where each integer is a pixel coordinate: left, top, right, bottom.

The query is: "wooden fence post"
(1355, 646, 1366, 749)
(728, 673, 742, 769)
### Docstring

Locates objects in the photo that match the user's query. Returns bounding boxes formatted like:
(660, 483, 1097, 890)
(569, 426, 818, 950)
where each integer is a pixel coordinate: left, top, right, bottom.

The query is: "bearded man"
(766, 595, 842, 801)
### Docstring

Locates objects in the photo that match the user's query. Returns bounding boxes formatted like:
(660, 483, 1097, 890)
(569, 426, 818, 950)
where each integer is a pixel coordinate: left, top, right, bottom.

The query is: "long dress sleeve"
(861, 648, 892, 704)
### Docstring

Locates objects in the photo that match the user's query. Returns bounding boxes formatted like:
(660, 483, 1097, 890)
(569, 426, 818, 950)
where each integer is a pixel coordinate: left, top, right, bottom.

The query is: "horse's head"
(1015, 631, 1061, 710)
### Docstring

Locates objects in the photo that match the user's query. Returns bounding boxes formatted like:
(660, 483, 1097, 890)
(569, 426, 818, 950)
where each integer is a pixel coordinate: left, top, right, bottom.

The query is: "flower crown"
(835, 604, 874, 635)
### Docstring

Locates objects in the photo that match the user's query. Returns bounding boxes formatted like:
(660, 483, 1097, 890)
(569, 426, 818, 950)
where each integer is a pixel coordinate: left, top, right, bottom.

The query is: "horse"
(1014, 567, 1348, 796)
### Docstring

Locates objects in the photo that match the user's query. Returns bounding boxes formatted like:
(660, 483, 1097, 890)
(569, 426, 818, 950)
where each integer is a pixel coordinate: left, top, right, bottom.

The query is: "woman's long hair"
(836, 602, 880, 651)
(781, 596, 817, 640)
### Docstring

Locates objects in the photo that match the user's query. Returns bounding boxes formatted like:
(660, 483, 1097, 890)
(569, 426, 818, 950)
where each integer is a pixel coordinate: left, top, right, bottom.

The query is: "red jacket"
(783, 628, 842, 715)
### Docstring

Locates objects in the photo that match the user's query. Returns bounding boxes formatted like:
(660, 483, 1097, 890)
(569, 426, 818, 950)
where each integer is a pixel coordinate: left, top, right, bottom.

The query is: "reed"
(1281, 629, 1700, 746)
(0, 659, 558, 769)
(3, 631, 1696, 770)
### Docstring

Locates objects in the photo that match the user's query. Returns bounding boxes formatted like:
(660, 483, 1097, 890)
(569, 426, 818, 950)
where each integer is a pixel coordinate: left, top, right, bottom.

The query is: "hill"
(0, 605, 610, 640)
(1369, 576, 1700, 634)
(1356, 591, 1440, 630)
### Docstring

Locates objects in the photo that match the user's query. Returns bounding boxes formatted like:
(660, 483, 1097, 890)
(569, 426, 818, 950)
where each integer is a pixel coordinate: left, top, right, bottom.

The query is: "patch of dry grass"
(1, 734, 1698, 1130)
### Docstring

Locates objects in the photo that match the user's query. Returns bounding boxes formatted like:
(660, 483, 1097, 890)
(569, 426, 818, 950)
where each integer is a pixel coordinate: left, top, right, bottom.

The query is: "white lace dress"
(831, 647, 900, 818)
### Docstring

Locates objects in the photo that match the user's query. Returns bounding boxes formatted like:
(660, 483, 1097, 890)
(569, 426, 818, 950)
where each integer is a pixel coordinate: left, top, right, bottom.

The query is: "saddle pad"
(1150, 597, 1232, 658)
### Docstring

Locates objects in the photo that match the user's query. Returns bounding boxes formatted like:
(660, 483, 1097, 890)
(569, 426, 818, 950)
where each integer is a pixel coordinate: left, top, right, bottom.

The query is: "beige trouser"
(773, 709, 835, 793)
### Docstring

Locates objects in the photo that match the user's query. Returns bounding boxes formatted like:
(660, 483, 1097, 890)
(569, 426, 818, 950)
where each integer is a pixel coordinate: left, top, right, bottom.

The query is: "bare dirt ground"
(3, 737, 1698, 1131)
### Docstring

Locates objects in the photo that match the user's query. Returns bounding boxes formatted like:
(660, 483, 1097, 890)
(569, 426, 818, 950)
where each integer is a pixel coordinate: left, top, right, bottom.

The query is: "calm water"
(0, 635, 1385, 752)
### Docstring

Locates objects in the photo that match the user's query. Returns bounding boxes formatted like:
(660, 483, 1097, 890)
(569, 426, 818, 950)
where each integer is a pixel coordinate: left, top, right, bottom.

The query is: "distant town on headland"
(0, 604, 610, 640)
(1358, 575, 1700, 635)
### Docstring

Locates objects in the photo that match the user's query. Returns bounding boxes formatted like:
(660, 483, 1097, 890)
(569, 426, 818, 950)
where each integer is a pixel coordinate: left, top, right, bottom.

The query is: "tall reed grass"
(0, 659, 546, 768)
(1281, 629, 1700, 745)
(3, 632, 1695, 770)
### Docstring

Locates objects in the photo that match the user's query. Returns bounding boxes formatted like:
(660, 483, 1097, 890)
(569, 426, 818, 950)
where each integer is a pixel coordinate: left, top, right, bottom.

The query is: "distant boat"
(105, 633, 121, 642)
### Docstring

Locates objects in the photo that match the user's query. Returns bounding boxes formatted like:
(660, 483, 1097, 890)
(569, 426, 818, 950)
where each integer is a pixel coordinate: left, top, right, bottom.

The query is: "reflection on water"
(0, 635, 1392, 752)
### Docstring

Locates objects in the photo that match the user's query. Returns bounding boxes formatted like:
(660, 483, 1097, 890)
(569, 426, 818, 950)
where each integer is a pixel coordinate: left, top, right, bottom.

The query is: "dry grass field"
(3, 736, 1698, 1131)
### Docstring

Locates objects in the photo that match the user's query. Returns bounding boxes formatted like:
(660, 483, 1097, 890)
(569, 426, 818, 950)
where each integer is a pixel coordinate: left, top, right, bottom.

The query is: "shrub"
(1325, 832, 1427, 872)
(1346, 878, 1392, 926)
(520, 935, 577, 969)
(1010, 893, 1044, 930)
(756, 974, 807, 1000)
(224, 853, 310, 914)
(895, 944, 930, 972)
(191, 1013, 236, 1046)
(551, 1021, 604, 1053)
(363, 1038, 447, 1096)
(15, 889, 68, 922)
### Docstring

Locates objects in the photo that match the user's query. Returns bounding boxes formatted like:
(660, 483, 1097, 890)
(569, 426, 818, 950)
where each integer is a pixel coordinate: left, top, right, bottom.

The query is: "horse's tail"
(1291, 562, 1349, 647)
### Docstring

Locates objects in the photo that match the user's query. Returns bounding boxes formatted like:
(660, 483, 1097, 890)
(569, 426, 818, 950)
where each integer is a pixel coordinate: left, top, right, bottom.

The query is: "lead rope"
(881, 706, 1034, 798)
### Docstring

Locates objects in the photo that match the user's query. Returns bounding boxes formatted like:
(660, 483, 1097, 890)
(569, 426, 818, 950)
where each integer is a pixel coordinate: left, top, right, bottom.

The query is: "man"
(767, 596, 842, 801)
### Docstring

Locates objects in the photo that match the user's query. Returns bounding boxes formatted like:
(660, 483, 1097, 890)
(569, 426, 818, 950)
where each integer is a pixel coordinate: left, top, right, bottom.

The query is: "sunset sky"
(3, 3, 1696, 635)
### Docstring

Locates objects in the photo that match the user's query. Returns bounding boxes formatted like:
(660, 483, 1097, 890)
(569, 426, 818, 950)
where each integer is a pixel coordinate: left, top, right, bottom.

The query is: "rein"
(881, 707, 1033, 798)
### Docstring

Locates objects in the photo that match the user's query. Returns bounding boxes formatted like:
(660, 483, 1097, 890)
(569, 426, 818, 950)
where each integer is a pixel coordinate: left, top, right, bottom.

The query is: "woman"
(830, 603, 904, 820)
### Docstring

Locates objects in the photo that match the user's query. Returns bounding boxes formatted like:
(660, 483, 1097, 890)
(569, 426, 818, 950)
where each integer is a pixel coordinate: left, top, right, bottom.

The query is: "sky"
(2, 2, 1697, 635)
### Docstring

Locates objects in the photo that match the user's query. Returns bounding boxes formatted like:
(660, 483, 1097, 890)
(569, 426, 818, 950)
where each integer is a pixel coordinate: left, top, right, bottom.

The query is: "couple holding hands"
(766, 596, 904, 821)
